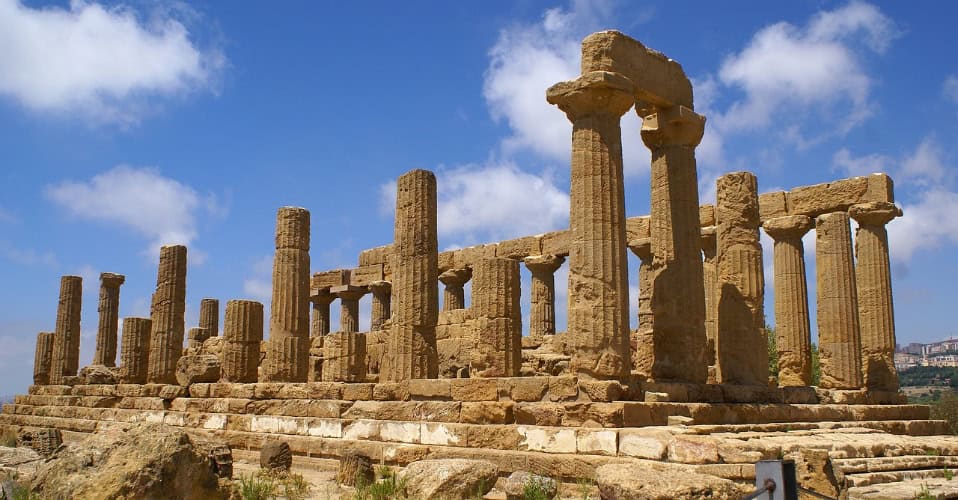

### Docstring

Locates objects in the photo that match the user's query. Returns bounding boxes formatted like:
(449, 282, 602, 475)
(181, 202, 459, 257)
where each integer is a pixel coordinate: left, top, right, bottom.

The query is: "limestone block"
(78, 365, 117, 385)
(450, 379, 498, 401)
(866, 173, 894, 203)
(380, 421, 421, 443)
(517, 426, 576, 454)
(668, 435, 719, 464)
(460, 402, 514, 424)
(576, 429, 617, 456)
(358, 244, 392, 267)
(343, 420, 381, 441)
(420, 422, 467, 446)
(175, 354, 220, 386)
(321, 332, 366, 383)
(495, 235, 541, 259)
(700, 204, 716, 226)
(349, 264, 384, 287)
(408, 379, 451, 399)
(399, 459, 497, 500)
(437, 251, 455, 273)
(260, 441, 292, 472)
(453, 243, 497, 269)
(539, 230, 570, 256)
(618, 428, 671, 459)
(625, 216, 651, 241)
(758, 191, 788, 221)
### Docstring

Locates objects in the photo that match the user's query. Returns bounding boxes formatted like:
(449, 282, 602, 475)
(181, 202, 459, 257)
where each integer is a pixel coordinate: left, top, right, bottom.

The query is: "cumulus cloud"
(0, 0, 224, 125)
(890, 189, 958, 263)
(832, 147, 893, 178)
(44, 165, 224, 257)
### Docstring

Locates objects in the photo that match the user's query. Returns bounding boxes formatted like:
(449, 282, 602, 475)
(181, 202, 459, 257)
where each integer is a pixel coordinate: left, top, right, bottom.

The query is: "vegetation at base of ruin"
(521, 476, 554, 500)
(765, 326, 820, 386)
(944, 466, 954, 481)
(574, 477, 595, 500)
(470, 478, 488, 500)
(236, 470, 311, 500)
(914, 482, 934, 499)
(353, 465, 407, 500)
(931, 392, 958, 435)
(0, 472, 39, 500)
(0, 428, 17, 448)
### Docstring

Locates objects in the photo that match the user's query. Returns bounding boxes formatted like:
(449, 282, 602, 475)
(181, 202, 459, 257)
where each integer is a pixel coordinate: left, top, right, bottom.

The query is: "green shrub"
(238, 472, 277, 500)
(353, 465, 407, 500)
(522, 476, 554, 500)
(931, 391, 958, 434)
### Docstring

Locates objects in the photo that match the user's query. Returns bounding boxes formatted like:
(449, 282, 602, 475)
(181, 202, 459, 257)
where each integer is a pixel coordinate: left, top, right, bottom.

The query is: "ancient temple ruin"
(4, 30, 956, 497)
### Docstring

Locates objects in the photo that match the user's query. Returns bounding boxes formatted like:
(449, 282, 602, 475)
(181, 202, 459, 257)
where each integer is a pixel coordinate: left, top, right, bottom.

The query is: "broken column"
(309, 289, 334, 337)
(50, 275, 82, 385)
(438, 268, 471, 311)
(264, 207, 311, 382)
(523, 255, 564, 341)
(714, 172, 768, 385)
(187, 327, 210, 350)
(700, 228, 718, 373)
(763, 215, 814, 387)
(368, 280, 391, 331)
(850, 201, 902, 392)
(221, 300, 264, 383)
(33, 332, 54, 385)
(199, 298, 219, 337)
(816, 212, 863, 390)
(92, 273, 125, 367)
(146, 245, 187, 384)
(119, 317, 152, 384)
(382, 169, 439, 381)
(332, 285, 365, 333)
(640, 105, 709, 383)
(471, 257, 522, 377)
(628, 239, 654, 374)
(547, 71, 634, 380)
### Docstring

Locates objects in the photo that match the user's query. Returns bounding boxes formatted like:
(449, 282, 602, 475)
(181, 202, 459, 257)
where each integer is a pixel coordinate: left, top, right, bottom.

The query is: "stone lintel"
(312, 269, 351, 290)
(330, 285, 366, 300)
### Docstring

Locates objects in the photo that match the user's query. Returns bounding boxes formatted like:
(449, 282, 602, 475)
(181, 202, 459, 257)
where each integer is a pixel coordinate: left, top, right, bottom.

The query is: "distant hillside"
(899, 366, 958, 387)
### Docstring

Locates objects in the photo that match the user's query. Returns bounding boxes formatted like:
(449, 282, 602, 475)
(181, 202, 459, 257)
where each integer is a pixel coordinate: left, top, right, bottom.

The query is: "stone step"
(848, 477, 958, 499)
(835, 455, 958, 474)
(845, 467, 956, 487)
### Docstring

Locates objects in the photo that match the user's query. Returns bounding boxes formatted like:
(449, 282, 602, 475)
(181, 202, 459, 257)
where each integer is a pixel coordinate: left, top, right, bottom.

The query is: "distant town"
(895, 337, 958, 371)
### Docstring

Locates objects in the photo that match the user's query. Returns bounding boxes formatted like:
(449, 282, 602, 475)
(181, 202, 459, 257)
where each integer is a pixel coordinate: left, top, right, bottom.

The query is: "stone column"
(471, 257, 522, 377)
(382, 169, 439, 381)
(368, 280, 392, 331)
(322, 332, 367, 382)
(92, 273, 125, 367)
(264, 207, 311, 382)
(547, 71, 634, 380)
(332, 285, 365, 333)
(309, 289, 334, 338)
(199, 298, 219, 337)
(119, 317, 152, 384)
(523, 255, 564, 341)
(187, 327, 210, 350)
(700, 228, 718, 372)
(222, 300, 264, 383)
(627, 239, 653, 374)
(640, 105, 708, 383)
(850, 201, 902, 392)
(763, 215, 814, 387)
(438, 268, 471, 311)
(816, 212, 863, 389)
(50, 275, 82, 385)
(714, 172, 767, 385)
(147, 245, 187, 385)
(33, 332, 55, 385)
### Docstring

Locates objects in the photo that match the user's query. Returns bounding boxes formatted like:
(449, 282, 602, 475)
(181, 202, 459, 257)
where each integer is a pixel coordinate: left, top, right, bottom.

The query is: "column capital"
(640, 105, 705, 149)
(523, 254, 565, 275)
(627, 237, 652, 261)
(309, 288, 335, 305)
(368, 280, 392, 294)
(701, 226, 716, 254)
(99, 272, 126, 287)
(546, 71, 635, 121)
(763, 215, 814, 241)
(849, 201, 902, 226)
(330, 285, 366, 302)
(438, 268, 472, 287)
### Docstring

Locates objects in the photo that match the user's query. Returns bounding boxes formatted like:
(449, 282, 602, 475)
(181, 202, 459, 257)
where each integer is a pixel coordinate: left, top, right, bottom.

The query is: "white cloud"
(899, 137, 950, 187)
(832, 147, 893, 178)
(0, 0, 224, 125)
(44, 165, 224, 257)
(242, 255, 272, 304)
(0, 241, 57, 267)
(945, 75, 958, 107)
(889, 189, 958, 263)
(712, 1, 896, 136)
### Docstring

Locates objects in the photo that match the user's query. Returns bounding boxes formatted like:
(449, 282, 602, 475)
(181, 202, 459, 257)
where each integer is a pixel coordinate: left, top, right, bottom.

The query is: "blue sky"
(1, 0, 957, 395)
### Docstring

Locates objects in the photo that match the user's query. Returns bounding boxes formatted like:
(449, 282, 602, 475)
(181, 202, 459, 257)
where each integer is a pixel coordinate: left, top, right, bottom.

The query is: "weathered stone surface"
(147, 245, 188, 384)
(337, 453, 373, 487)
(17, 427, 62, 458)
(322, 332, 366, 382)
(548, 70, 634, 380)
(472, 258, 522, 377)
(79, 364, 117, 385)
(439, 268, 471, 312)
(93, 273, 125, 367)
(309, 288, 334, 339)
(119, 317, 152, 384)
(199, 298, 219, 338)
(221, 300, 263, 383)
(595, 462, 744, 500)
(50, 275, 82, 385)
(399, 459, 497, 500)
(524, 255, 564, 342)
(265, 207, 311, 382)
(187, 327, 210, 350)
(175, 354, 220, 386)
(850, 201, 901, 392)
(368, 280, 392, 332)
(714, 172, 767, 385)
(500, 471, 557, 500)
(29, 423, 229, 499)
(259, 440, 292, 472)
(700, 228, 717, 376)
(332, 285, 365, 334)
(641, 105, 708, 383)
(628, 239, 655, 374)
(33, 332, 54, 385)
(787, 448, 842, 499)
(383, 170, 439, 381)
(816, 212, 863, 389)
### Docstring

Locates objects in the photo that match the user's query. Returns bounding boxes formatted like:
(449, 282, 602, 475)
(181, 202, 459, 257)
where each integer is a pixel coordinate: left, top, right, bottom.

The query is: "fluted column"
(332, 285, 365, 333)
(119, 317, 152, 384)
(523, 255, 564, 341)
(50, 275, 82, 385)
(700, 228, 718, 373)
(264, 207, 311, 382)
(199, 298, 219, 337)
(221, 300, 263, 383)
(187, 327, 210, 349)
(322, 332, 367, 382)
(640, 105, 708, 383)
(816, 212, 863, 389)
(92, 273, 125, 367)
(850, 201, 902, 392)
(714, 172, 767, 385)
(309, 289, 334, 338)
(368, 280, 392, 331)
(763, 215, 814, 386)
(33, 332, 54, 385)
(627, 239, 653, 374)
(146, 245, 187, 384)
(547, 71, 634, 380)
(438, 268, 471, 311)
(471, 257, 522, 377)
(382, 169, 439, 381)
